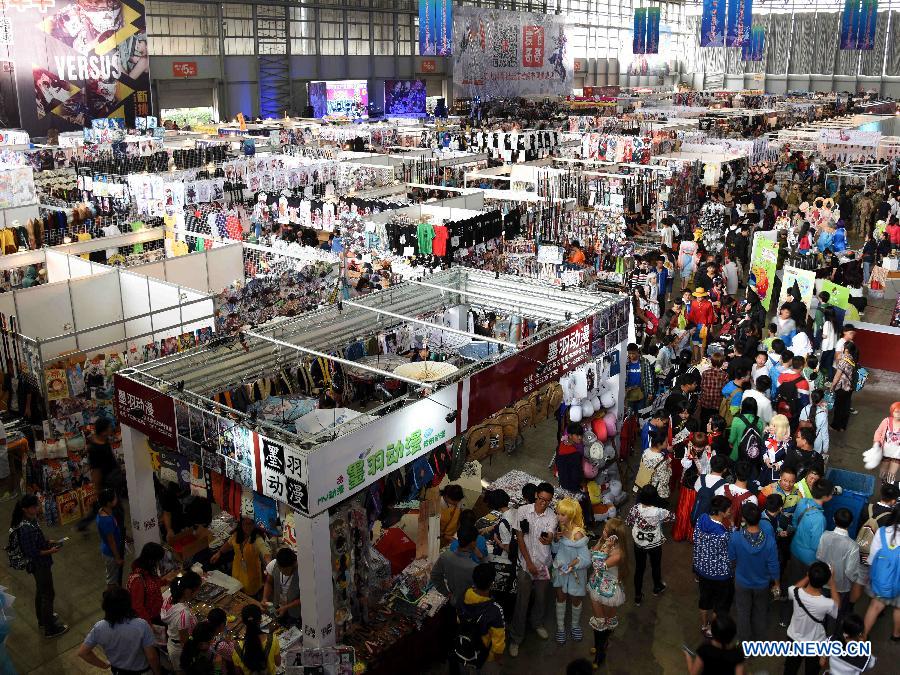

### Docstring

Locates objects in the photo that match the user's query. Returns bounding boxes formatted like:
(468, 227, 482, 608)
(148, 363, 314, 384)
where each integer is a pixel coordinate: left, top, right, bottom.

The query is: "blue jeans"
(863, 261, 872, 285)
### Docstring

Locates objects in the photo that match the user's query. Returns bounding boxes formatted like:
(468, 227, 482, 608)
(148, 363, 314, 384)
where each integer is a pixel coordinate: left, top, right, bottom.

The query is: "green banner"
(820, 280, 851, 310)
(749, 236, 779, 310)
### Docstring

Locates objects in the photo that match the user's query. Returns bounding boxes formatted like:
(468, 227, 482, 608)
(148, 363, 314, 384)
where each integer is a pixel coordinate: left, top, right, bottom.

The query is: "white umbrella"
(295, 408, 375, 435)
(393, 361, 459, 383)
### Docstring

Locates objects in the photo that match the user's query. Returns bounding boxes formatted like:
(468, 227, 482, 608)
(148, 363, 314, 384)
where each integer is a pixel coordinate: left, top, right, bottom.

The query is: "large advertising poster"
(633, 8, 647, 55)
(1, 0, 150, 135)
(841, 0, 861, 50)
(742, 25, 765, 61)
(384, 79, 427, 117)
(453, 7, 573, 100)
(419, 0, 452, 57)
(325, 80, 368, 119)
(749, 235, 779, 310)
(646, 7, 660, 55)
(726, 0, 752, 47)
(700, 0, 727, 47)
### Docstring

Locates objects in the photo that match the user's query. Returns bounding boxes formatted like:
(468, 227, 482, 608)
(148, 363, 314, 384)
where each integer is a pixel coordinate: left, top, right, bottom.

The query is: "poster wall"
(700, 0, 727, 47)
(384, 79, 427, 117)
(633, 8, 647, 55)
(778, 266, 817, 309)
(325, 80, 368, 119)
(1, 0, 150, 134)
(453, 7, 573, 100)
(726, 0, 752, 47)
(419, 0, 452, 57)
(749, 235, 779, 310)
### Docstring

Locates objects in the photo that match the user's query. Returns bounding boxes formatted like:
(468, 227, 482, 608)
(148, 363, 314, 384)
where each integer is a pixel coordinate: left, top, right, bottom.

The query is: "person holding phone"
(508, 482, 558, 658)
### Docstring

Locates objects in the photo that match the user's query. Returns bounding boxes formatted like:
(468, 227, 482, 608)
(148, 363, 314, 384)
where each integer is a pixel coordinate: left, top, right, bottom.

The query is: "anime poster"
(325, 80, 368, 119)
(384, 79, 426, 117)
(0, 0, 149, 135)
(840, 0, 862, 50)
(633, 8, 647, 55)
(725, 0, 752, 47)
(646, 7, 660, 55)
(700, 0, 726, 47)
(308, 81, 327, 118)
(453, 7, 573, 100)
(857, 0, 878, 50)
(418, 0, 451, 57)
(742, 25, 765, 61)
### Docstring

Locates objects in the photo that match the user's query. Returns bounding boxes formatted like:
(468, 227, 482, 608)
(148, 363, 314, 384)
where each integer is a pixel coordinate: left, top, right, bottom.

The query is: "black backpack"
(775, 375, 803, 419)
(454, 613, 489, 668)
(690, 475, 727, 525)
(736, 415, 764, 462)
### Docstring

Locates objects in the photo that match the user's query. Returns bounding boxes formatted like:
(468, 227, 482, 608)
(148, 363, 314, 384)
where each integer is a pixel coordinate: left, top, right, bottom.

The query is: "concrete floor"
(3, 376, 899, 674)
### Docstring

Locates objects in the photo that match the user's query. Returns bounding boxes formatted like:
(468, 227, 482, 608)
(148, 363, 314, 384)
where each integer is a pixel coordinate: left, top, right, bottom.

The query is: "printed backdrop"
(453, 7, 573, 100)
(0, 0, 150, 134)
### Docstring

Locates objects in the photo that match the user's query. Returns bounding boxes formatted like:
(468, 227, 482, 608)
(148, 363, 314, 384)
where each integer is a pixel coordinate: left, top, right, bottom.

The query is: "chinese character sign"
(725, 0, 752, 47)
(700, 0, 726, 47)
(453, 7, 573, 100)
(255, 433, 310, 514)
(1, 0, 151, 134)
(113, 374, 176, 445)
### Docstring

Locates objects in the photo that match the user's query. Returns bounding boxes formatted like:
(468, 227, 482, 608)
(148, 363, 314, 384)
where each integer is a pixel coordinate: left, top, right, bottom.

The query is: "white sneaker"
(509, 642, 519, 657)
(535, 626, 549, 639)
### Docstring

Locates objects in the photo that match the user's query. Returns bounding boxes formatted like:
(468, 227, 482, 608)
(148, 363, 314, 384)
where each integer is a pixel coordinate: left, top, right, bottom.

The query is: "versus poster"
(453, 7, 573, 100)
(633, 8, 647, 55)
(419, 0, 452, 57)
(857, 0, 878, 51)
(1, 0, 150, 135)
(700, 0, 726, 47)
(742, 25, 765, 61)
(726, 0, 752, 47)
(384, 79, 426, 117)
(841, 0, 862, 50)
(646, 7, 660, 55)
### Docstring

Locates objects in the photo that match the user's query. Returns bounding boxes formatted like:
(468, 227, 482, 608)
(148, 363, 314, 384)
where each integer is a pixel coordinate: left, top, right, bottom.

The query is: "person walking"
(831, 341, 859, 432)
(96, 488, 126, 589)
(508, 482, 558, 657)
(78, 587, 161, 675)
(862, 504, 900, 640)
(10, 494, 67, 637)
(728, 502, 779, 642)
(453, 563, 506, 674)
(693, 496, 734, 638)
(816, 507, 861, 619)
(784, 562, 839, 675)
(551, 497, 590, 645)
(626, 485, 673, 606)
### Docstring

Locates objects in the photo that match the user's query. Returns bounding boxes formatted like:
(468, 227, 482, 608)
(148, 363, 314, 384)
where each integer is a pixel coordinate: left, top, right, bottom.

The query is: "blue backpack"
(690, 475, 727, 526)
(870, 527, 900, 600)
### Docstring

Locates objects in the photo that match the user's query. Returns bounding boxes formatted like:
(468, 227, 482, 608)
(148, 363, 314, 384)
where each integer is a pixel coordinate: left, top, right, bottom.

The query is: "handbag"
(632, 454, 667, 493)
(625, 386, 644, 403)
(854, 366, 869, 392)
(793, 586, 838, 638)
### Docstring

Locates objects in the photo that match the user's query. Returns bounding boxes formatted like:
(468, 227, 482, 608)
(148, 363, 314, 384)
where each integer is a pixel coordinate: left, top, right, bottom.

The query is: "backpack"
(870, 527, 900, 600)
(723, 485, 755, 529)
(5, 522, 29, 571)
(718, 387, 742, 427)
(690, 475, 727, 525)
(856, 505, 892, 562)
(491, 516, 517, 563)
(736, 415, 764, 461)
(454, 613, 490, 667)
(775, 374, 803, 419)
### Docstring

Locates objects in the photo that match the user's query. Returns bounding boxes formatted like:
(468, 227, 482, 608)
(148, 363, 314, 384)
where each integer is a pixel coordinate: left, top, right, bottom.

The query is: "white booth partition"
(125, 243, 245, 294)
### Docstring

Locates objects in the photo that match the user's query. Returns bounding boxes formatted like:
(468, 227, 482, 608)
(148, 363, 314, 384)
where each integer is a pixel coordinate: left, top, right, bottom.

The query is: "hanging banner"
(841, 0, 862, 50)
(114, 374, 176, 446)
(419, 0, 453, 57)
(453, 7, 573, 100)
(742, 25, 765, 61)
(749, 235, 779, 310)
(857, 0, 878, 50)
(0, 0, 150, 135)
(726, 0, 753, 47)
(819, 128, 881, 146)
(633, 8, 647, 55)
(700, 0, 727, 47)
(778, 266, 817, 309)
(646, 7, 661, 54)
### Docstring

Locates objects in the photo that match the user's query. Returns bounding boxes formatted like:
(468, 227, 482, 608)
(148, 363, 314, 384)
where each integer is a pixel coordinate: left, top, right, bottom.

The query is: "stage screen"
(325, 80, 368, 119)
(384, 80, 427, 117)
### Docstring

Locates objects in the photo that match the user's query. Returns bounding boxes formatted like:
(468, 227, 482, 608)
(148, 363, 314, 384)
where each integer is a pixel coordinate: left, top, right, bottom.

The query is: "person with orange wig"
(870, 402, 900, 484)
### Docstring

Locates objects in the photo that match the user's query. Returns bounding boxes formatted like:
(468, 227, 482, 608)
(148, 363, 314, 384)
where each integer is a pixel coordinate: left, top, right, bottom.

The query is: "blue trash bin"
(823, 468, 876, 539)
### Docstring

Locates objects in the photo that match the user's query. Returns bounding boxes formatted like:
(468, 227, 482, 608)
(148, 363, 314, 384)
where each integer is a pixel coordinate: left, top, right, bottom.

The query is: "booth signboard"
(820, 280, 851, 310)
(307, 383, 461, 515)
(255, 433, 310, 515)
(749, 235, 779, 310)
(114, 374, 176, 446)
(778, 265, 817, 309)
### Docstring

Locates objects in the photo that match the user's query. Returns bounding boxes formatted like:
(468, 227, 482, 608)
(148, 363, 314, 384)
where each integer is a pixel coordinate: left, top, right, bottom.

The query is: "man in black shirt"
(77, 418, 121, 531)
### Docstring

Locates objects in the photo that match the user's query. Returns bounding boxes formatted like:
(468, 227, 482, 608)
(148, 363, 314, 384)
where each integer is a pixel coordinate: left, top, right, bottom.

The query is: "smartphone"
(540, 531, 550, 541)
(682, 643, 697, 658)
(56, 537, 70, 546)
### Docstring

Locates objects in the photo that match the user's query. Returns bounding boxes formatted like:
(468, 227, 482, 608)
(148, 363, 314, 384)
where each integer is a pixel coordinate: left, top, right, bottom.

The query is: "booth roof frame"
(121, 267, 618, 448)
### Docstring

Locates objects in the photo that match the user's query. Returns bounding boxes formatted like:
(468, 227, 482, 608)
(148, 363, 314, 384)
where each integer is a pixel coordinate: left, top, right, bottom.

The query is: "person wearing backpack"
(785, 562, 839, 675)
(693, 496, 734, 639)
(699, 353, 729, 426)
(718, 368, 750, 429)
(775, 355, 809, 425)
(721, 461, 758, 530)
(691, 455, 729, 527)
(8, 494, 68, 638)
(728, 502, 780, 642)
(816, 507, 861, 620)
(728, 398, 765, 466)
(862, 504, 900, 641)
(625, 485, 674, 606)
(798, 389, 830, 458)
(741, 374, 774, 425)
(453, 563, 506, 673)
(791, 479, 835, 568)
(232, 603, 280, 674)
(856, 484, 899, 571)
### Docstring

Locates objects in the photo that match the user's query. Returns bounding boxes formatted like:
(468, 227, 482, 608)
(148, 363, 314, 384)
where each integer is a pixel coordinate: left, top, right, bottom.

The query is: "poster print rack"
(0, 0, 150, 134)
(453, 7, 573, 100)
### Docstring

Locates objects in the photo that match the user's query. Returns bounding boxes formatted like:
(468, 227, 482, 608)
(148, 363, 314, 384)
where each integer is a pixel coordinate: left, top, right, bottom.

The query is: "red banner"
(172, 62, 198, 78)
(467, 319, 592, 426)
(113, 374, 177, 446)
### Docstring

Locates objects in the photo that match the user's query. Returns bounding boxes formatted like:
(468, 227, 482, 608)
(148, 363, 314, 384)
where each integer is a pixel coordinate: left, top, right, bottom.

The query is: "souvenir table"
(487, 469, 581, 508)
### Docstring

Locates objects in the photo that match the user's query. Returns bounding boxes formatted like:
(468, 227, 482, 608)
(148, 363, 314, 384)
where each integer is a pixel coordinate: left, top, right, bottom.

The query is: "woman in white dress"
(587, 517, 629, 667)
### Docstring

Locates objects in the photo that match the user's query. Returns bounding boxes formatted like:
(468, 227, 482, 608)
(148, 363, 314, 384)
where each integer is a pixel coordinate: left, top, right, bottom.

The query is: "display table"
(487, 468, 580, 508)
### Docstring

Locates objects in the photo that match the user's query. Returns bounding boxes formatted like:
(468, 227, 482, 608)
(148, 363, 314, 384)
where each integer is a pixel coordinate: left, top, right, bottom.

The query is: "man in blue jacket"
(728, 502, 780, 642)
(790, 479, 834, 568)
(692, 495, 734, 638)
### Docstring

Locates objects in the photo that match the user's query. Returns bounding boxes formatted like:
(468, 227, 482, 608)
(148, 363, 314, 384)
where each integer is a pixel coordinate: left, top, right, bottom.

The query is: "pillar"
(294, 511, 335, 647)
(120, 424, 160, 553)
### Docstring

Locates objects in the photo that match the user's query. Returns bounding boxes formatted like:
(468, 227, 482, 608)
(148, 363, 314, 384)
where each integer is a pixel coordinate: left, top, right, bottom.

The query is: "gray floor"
(3, 377, 899, 674)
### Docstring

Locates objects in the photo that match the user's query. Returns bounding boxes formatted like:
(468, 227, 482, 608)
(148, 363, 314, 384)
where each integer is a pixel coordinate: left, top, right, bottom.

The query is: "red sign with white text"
(114, 374, 177, 446)
(421, 59, 437, 73)
(172, 62, 198, 78)
(522, 26, 545, 67)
